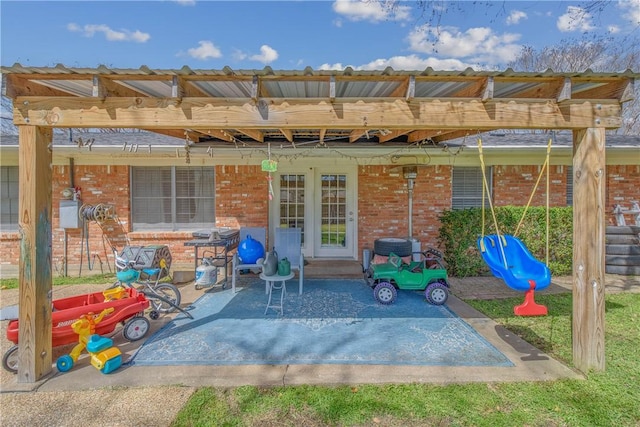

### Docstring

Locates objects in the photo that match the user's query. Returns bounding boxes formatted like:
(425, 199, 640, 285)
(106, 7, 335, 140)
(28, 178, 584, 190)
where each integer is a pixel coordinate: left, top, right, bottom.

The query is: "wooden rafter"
(237, 128, 265, 143)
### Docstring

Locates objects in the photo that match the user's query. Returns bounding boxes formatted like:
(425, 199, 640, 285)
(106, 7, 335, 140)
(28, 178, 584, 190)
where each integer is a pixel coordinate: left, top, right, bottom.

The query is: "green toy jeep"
(365, 249, 450, 305)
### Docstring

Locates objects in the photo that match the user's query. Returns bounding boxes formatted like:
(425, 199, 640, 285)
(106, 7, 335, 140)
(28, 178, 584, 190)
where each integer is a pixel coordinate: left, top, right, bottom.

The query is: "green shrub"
(438, 206, 573, 277)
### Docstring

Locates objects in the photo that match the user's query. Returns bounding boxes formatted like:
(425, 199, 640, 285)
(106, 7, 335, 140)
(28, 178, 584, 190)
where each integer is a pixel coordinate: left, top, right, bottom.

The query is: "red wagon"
(2, 287, 150, 373)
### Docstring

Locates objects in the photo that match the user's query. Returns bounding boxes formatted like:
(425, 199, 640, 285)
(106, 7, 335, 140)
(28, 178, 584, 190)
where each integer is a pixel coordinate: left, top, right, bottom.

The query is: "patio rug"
(130, 279, 513, 367)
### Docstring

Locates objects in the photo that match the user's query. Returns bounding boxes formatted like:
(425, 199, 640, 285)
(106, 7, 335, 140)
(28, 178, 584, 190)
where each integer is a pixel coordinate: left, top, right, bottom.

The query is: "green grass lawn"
(172, 292, 640, 427)
(0, 274, 117, 290)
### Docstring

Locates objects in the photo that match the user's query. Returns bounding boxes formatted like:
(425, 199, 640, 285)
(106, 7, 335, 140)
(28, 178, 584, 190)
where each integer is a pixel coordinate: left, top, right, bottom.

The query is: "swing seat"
(477, 235, 551, 292)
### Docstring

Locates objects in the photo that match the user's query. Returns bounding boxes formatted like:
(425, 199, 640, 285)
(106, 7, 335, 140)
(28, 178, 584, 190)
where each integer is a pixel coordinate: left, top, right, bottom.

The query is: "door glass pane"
(321, 174, 347, 247)
(279, 174, 305, 243)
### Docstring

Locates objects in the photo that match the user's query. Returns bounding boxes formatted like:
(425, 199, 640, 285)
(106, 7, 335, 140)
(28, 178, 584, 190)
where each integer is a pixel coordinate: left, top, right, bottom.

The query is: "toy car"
(365, 249, 450, 305)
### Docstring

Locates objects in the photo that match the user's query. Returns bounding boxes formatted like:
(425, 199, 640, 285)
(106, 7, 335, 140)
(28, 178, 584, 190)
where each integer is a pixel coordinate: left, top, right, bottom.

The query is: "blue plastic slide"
(477, 235, 551, 292)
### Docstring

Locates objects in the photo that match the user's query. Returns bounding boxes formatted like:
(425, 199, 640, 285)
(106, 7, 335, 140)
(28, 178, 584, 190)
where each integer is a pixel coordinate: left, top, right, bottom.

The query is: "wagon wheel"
(123, 316, 150, 341)
(2, 345, 18, 374)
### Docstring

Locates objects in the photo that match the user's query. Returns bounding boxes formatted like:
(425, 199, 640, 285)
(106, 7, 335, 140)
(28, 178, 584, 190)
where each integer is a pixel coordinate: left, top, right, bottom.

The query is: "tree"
(508, 35, 640, 134)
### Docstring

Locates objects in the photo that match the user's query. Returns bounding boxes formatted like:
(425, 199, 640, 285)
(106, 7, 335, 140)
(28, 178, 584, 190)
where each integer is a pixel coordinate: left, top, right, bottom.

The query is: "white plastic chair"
(274, 227, 304, 294)
(231, 227, 267, 293)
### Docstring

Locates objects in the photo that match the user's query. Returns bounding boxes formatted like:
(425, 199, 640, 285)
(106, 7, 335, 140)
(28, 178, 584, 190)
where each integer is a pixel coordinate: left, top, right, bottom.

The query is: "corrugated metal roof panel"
(3, 64, 637, 79)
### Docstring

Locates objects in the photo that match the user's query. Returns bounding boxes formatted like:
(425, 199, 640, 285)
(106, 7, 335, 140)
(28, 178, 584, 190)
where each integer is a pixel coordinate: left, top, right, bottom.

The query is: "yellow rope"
(478, 137, 508, 266)
(546, 139, 550, 265)
(514, 137, 553, 239)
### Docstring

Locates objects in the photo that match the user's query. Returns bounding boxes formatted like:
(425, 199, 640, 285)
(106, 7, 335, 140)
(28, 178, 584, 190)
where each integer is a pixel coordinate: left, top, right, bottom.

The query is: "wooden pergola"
(1, 65, 637, 382)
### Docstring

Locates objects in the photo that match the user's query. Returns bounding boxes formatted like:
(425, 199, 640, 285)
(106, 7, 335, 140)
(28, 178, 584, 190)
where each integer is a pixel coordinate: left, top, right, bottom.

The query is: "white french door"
(271, 165, 357, 259)
(314, 170, 355, 257)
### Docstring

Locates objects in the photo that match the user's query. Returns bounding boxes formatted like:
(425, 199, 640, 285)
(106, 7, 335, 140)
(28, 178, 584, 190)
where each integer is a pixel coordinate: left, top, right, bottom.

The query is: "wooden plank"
(378, 129, 410, 143)
(237, 129, 264, 143)
(17, 125, 53, 383)
(572, 127, 606, 372)
(12, 97, 623, 130)
(279, 128, 293, 142)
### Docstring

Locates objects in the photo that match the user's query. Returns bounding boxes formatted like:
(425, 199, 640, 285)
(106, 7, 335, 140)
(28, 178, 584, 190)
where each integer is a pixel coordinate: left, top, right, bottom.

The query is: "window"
(452, 167, 492, 209)
(0, 166, 19, 231)
(131, 166, 215, 231)
(279, 174, 305, 243)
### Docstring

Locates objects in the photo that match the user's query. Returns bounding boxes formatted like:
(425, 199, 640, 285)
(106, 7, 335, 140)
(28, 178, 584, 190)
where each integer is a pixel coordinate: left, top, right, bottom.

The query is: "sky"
(0, 0, 639, 71)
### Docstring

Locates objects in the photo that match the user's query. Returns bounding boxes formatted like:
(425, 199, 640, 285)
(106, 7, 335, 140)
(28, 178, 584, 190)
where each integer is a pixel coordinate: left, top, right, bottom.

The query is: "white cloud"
(506, 10, 527, 25)
(618, 0, 640, 25)
(249, 45, 279, 64)
(608, 25, 621, 34)
(172, 0, 196, 5)
(187, 41, 222, 60)
(67, 23, 150, 42)
(318, 55, 472, 71)
(232, 49, 247, 61)
(557, 6, 596, 32)
(332, 0, 411, 23)
(407, 25, 522, 66)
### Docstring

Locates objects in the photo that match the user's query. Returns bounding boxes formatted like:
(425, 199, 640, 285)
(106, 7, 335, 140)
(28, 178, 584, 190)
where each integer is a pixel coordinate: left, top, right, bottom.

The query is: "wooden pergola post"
(17, 125, 53, 382)
(572, 127, 606, 372)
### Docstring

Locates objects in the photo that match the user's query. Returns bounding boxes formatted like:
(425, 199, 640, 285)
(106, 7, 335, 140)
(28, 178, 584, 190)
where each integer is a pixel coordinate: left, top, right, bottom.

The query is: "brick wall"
(357, 165, 452, 257)
(493, 165, 569, 207)
(214, 165, 269, 229)
(2, 161, 639, 278)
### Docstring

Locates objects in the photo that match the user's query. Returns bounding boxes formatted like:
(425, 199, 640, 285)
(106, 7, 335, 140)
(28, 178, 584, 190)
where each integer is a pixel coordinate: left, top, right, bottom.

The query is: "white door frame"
(270, 162, 357, 259)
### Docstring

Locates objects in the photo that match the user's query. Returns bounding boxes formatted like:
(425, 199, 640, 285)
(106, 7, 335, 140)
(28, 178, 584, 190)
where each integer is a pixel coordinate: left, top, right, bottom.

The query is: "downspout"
(407, 177, 414, 239)
(63, 158, 75, 277)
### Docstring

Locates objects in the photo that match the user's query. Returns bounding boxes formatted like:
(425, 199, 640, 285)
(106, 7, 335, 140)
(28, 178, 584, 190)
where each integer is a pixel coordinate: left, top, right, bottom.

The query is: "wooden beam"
(177, 77, 211, 98)
(573, 80, 632, 100)
(280, 128, 294, 142)
(12, 97, 623, 130)
(407, 130, 442, 143)
(378, 129, 410, 143)
(5, 75, 71, 97)
(572, 127, 606, 373)
(17, 125, 53, 383)
(201, 129, 236, 143)
(448, 77, 488, 98)
(237, 128, 264, 143)
(93, 75, 145, 98)
(319, 128, 327, 143)
(350, 129, 367, 142)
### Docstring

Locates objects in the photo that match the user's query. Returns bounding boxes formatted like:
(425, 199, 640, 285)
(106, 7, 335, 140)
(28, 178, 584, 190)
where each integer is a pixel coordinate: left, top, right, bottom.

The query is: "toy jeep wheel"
(374, 282, 397, 304)
(425, 281, 449, 305)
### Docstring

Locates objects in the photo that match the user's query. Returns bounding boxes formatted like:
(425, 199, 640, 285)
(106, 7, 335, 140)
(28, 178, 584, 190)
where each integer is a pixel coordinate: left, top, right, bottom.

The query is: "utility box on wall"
(59, 200, 81, 229)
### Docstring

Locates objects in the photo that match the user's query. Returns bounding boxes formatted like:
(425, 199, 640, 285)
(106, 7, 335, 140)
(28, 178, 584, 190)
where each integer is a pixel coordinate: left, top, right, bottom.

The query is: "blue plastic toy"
(237, 235, 265, 264)
(478, 234, 550, 316)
